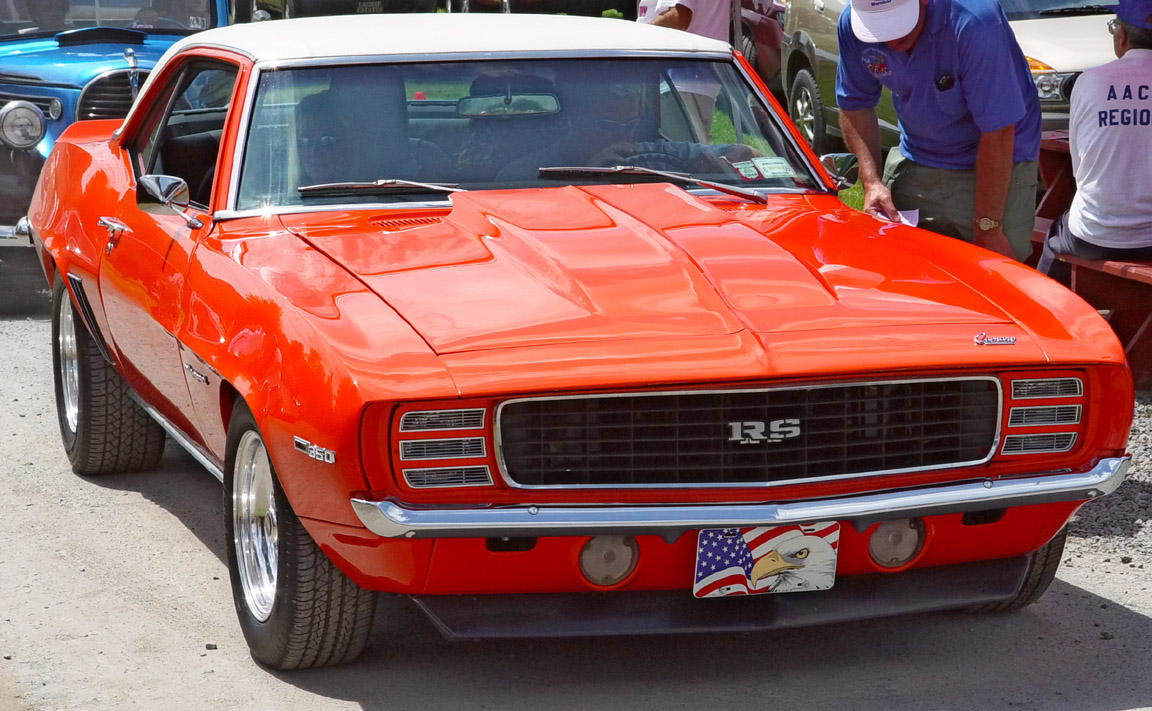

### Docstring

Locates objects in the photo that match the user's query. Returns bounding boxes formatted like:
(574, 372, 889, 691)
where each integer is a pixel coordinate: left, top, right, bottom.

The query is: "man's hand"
(973, 225, 1015, 258)
(861, 181, 901, 222)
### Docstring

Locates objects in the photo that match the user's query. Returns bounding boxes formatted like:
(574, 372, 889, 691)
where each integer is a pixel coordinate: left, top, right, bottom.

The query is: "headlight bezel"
(0, 100, 47, 150)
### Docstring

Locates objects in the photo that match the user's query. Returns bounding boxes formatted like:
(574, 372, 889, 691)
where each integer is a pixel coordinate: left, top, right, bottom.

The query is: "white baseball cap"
(849, 0, 921, 43)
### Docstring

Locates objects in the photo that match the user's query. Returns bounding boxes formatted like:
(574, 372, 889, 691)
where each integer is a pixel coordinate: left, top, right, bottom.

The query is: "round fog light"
(579, 535, 639, 586)
(868, 518, 924, 568)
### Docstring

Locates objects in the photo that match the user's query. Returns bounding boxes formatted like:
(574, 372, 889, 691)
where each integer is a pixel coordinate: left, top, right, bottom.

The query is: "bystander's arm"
(651, 4, 692, 30)
(972, 124, 1015, 258)
(841, 107, 899, 221)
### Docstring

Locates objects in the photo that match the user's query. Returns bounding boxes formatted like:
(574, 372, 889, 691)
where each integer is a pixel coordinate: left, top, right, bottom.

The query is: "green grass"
(838, 180, 863, 210)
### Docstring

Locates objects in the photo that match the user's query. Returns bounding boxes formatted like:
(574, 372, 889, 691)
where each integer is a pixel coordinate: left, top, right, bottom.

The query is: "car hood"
(1009, 15, 1115, 73)
(281, 185, 1056, 376)
(0, 35, 171, 87)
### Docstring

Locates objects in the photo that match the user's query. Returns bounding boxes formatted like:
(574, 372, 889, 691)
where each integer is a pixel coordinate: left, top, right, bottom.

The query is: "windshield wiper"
(298, 179, 463, 197)
(1037, 4, 1113, 15)
(538, 165, 768, 205)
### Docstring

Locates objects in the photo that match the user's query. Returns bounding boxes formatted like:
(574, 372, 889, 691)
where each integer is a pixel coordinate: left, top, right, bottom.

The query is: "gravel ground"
(1069, 392, 1152, 557)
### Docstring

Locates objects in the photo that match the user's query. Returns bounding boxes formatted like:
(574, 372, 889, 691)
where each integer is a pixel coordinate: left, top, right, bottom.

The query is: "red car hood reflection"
(282, 184, 1018, 356)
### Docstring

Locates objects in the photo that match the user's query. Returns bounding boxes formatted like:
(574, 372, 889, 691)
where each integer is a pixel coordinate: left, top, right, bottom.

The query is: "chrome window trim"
(223, 51, 819, 216)
(493, 376, 1003, 490)
(1007, 404, 1082, 427)
(1010, 377, 1083, 399)
(399, 437, 487, 461)
(399, 408, 487, 432)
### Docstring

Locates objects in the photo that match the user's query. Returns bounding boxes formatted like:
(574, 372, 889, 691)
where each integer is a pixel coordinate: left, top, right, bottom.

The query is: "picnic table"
(1030, 130, 1152, 390)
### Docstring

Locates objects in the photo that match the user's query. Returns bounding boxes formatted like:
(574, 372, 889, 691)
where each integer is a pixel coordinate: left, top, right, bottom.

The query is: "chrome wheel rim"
(791, 86, 816, 146)
(57, 294, 79, 436)
(233, 430, 278, 622)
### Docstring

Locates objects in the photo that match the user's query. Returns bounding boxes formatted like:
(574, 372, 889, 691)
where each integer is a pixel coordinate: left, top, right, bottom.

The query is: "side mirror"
(139, 174, 203, 229)
(820, 153, 859, 190)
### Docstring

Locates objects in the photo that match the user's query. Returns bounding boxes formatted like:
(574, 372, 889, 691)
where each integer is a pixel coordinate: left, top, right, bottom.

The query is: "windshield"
(998, 0, 1116, 21)
(0, 0, 217, 40)
(236, 58, 820, 211)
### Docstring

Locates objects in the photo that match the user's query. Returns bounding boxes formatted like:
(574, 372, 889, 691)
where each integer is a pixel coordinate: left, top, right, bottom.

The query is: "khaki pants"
(882, 149, 1038, 261)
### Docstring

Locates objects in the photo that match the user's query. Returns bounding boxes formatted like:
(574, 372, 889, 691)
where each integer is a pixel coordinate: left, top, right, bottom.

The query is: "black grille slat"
(77, 71, 148, 121)
(499, 380, 999, 487)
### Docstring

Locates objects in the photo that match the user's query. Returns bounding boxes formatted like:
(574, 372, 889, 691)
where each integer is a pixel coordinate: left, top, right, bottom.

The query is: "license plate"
(692, 522, 840, 598)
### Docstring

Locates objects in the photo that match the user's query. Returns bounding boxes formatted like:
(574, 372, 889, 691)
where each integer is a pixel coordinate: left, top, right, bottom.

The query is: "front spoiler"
(351, 456, 1130, 540)
(411, 556, 1029, 639)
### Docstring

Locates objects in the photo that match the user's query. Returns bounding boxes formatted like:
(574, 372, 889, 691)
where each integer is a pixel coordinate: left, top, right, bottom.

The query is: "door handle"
(97, 216, 129, 253)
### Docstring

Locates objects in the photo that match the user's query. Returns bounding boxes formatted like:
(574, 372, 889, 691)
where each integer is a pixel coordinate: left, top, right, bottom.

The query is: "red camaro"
(27, 13, 1133, 669)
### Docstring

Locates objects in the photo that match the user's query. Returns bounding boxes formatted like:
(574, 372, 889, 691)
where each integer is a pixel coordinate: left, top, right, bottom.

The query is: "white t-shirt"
(636, 0, 730, 42)
(1068, 48, 1152, 248)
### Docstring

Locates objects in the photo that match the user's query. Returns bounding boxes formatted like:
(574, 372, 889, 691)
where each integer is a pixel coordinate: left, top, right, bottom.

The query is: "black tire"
(224, 400, 377, 669)
(740, 29, 758, 73)
(51, 277, 165, 475)
(976, 527, 1068, 612)
(789, 68, 833, 155)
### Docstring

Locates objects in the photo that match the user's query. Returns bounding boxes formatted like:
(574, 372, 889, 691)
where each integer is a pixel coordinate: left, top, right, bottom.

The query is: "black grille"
(498, 379, 1000, 487)
(77, 70, 147, 121)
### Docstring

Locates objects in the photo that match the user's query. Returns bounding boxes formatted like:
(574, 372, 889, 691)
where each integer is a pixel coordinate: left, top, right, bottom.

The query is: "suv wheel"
(790, 68, 831, 155)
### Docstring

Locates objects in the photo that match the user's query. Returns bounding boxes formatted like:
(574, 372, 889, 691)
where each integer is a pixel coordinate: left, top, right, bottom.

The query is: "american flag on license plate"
(692, 523, 840, 598)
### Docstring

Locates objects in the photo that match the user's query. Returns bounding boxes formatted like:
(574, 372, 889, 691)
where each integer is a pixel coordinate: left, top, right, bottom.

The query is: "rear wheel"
(977, 527, 1068, 612)
(789, 68, 832, 155)
(51, 277, 165, 475)
(224, 400, 377, 669)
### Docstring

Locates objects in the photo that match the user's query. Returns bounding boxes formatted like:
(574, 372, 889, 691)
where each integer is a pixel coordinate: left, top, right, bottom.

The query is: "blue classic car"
(0, 0, 229, 246)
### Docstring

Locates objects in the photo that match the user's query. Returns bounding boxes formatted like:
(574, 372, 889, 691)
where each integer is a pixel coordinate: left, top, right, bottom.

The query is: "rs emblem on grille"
(727, 419, 802, 444)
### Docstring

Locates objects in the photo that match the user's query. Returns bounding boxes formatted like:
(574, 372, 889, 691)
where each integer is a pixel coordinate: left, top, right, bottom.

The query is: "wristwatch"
(975, 217, 1001, 231)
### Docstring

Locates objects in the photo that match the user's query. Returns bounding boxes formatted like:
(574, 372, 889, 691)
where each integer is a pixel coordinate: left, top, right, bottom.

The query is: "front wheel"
(976, 526, 1068, 612)
(224, 400, 377, 669)
(51, 276, 165, 475)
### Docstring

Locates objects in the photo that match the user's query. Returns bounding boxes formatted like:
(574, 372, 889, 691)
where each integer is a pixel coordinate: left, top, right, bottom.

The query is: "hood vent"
(370, 215, 443, 232)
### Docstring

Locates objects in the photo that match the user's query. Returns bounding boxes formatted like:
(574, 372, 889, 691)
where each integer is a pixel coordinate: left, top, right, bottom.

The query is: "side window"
(130, 61, 239, 208)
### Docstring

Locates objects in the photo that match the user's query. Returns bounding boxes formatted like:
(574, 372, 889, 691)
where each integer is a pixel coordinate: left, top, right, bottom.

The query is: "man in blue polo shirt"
(835, 0, 1041, 260)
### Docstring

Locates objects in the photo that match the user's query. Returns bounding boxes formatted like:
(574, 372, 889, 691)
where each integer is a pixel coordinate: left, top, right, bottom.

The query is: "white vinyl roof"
(169, 13, 733, 64)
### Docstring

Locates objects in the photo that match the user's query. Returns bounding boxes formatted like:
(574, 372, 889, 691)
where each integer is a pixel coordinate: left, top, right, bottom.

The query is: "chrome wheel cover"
(57, 293, 80, 436)
(791, 86, 816, 146)
(233, 430, 278, 622)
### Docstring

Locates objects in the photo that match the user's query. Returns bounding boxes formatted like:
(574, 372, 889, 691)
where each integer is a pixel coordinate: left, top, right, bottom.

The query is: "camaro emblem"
(727, 420, 801, 444)
(973, 332, 1017, 346)
(294, 436, 336, 464)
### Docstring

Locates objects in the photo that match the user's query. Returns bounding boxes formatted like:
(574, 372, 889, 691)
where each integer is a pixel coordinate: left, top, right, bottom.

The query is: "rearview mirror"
(457, 93, 560, 118)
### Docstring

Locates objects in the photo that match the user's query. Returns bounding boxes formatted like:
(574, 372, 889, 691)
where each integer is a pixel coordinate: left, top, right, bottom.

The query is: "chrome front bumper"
(351, 456, 1130, 540)
(0, 217, 32, 248)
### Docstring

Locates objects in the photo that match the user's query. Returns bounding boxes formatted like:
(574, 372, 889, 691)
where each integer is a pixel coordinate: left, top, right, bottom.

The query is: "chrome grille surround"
(1011, 377, 1082, 399)
(399, 437, 486, 460)
(76, 70, 148, 121)
(403, 465, 493, 488)
(496, 377, 1002, 489)
(1002, 433, 1077, 455)
(400, 408, 486, 432)
(1008, 405, 1082, 427)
